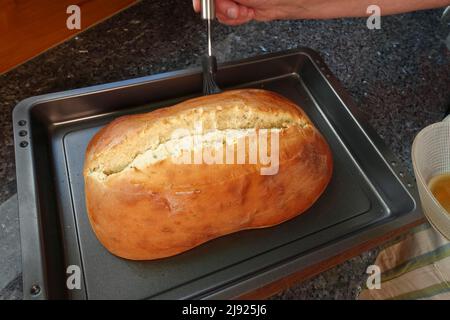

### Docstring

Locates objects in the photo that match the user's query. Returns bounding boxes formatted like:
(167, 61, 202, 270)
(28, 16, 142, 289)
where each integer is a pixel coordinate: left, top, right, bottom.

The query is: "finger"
(217, 11, 253, 26)
(238, 5, 249, 19)
(236, 4, 255, 21)
(248, 8, 255, 19)
(217, 14, 253, 26)
(192, 0, 200, 13)
(215, 0, 254, 25)
(216, 0, 240, 19)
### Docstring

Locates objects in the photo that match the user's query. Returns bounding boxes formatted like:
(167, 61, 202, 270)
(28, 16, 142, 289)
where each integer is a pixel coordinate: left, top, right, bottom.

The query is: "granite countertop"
(0, 0, 449, 300)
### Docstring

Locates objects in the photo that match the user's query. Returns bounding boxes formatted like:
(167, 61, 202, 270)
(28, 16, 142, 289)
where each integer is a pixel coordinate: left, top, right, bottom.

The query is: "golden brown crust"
(84, 89, 333, 260)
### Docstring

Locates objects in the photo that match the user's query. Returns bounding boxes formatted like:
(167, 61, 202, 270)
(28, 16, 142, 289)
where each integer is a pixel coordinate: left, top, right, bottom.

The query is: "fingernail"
(227, 7, 239, 19)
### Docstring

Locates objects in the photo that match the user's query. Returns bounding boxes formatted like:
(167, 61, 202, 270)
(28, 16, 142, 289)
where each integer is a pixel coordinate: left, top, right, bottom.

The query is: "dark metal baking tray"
(13, 48, 422, 300)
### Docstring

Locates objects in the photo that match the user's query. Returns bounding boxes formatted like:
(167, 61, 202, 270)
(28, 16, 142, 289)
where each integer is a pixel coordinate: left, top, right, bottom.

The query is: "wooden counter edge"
(0, 0, 140, 76)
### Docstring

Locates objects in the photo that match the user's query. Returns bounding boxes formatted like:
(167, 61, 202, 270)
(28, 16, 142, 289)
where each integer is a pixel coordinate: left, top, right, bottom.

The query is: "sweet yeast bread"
(84, 89, 333, 260)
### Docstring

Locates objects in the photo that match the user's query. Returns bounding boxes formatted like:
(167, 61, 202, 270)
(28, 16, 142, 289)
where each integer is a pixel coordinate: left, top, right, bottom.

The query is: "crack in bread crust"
(88, 125, 312, 180)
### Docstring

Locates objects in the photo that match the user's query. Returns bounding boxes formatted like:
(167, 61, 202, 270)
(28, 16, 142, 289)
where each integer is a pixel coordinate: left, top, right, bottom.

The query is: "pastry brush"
(201, 0, 221, 95)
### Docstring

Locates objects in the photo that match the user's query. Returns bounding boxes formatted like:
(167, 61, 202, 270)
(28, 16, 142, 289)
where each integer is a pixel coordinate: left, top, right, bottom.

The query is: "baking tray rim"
(13, 47, 423, 300)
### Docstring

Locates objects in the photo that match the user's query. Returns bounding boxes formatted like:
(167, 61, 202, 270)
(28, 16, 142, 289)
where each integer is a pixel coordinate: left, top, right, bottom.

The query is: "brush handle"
(201, 0, 216, 20)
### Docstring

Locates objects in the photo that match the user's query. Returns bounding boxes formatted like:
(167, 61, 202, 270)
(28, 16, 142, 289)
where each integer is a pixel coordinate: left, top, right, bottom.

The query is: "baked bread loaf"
(84, 89, 333, 260)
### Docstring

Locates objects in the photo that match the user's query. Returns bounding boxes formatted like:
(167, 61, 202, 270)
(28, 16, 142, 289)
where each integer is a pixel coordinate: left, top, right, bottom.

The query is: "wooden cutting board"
(0, 0, 138, 75)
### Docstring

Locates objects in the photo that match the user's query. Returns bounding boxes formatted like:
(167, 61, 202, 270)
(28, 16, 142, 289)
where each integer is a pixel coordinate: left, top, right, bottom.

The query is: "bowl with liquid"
(412, 116, 450, 239)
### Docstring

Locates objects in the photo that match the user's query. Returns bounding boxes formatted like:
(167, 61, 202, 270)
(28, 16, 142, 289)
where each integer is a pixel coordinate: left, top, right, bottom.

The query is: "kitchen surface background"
(0, 0, 449, 300)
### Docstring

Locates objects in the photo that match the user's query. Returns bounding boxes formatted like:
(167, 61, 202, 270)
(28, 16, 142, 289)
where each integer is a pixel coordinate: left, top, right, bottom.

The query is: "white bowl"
(412, 116, 450, 240)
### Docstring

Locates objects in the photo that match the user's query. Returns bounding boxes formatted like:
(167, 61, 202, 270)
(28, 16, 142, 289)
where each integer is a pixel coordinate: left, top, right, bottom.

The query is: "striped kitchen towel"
(358, 223, 450, 300)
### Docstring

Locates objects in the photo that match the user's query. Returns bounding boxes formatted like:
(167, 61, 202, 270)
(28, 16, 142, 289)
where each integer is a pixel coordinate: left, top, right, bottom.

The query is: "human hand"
(193, 0, 450, 25)
(192, 0, 305, 26)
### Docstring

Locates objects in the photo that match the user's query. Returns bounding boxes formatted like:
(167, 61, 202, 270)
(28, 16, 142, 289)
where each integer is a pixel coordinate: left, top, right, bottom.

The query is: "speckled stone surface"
(0, 196, 21, 300)
(270, 249, 380, 300)
(0, 0, 448, 300)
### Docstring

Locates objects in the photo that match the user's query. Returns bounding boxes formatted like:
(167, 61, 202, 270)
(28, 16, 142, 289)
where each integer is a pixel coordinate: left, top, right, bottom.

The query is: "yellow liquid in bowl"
(429, 173, 450, 214)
